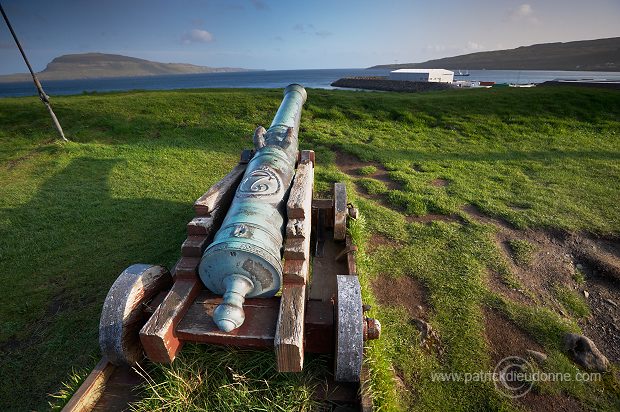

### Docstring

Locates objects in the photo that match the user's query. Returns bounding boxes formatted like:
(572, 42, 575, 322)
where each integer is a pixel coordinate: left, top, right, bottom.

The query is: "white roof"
(391, 69, 453, 74)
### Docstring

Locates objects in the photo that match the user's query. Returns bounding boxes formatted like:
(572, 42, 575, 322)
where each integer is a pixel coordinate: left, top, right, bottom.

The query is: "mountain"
(369, 37, 620, 72)
(0, 53, 255, 82)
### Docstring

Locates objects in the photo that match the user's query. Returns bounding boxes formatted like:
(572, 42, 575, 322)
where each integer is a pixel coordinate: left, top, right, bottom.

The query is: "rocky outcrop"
(564, 333, 609, 372)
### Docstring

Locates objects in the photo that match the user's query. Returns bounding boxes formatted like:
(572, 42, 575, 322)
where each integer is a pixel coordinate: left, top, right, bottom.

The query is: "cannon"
(200, 84, 307, 332)
(64, 85, 381, 411)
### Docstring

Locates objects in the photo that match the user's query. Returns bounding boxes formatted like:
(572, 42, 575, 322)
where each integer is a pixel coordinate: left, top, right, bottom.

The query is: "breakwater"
(331, 76, 453, 92)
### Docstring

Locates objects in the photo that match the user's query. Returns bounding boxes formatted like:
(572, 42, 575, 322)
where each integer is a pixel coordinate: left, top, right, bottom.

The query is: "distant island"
(0, 53, 255, 83)
(369, 37, 620, 72)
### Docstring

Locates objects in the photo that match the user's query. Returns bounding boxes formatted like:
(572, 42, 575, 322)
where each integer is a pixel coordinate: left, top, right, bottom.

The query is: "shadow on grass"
(307, 87, 620, 125)
(0, 157, 191, 410)
(336, 143, 620, 164)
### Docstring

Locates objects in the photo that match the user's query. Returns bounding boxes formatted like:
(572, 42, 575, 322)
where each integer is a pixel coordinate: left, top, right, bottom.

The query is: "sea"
(1, 68, 620, 98)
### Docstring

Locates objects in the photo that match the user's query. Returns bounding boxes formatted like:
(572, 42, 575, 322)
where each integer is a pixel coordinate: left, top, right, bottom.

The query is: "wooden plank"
(312, 198, 333, 209)
(333, 183, 347, 241)
(62, 358, 115, 412)
(176, 292, 279, 347)
(172, 292, 333, 353)
(304, 300, 334, 353)
(312, 198, 334, 230)
(186, 216, 215, 236)
(299, 149, 315, 166)
(139, 279, 201, 363)
(283, 236, 310, 261)
(345, 235, 357, 276)
(283, 259, 309, 284)
(285, 217, 310, 239)
(335, 243, 358, 262)
(181, 235, 208, 257)
(172, 256, 201, 280)
(287, 161, 314, 219)
(194, 163, 246, 216)
(360, 363, 374, 412)
(308, 229, 346, 302)
(90, 366, 143, 412)
(275, 284, 306, 372)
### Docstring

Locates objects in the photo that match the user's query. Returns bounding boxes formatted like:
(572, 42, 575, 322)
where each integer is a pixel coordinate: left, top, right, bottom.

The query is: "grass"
(507, 239, 536, 266)
(0, 86, 619, 411)
(553, 285, 591, 318)
(358, 177, 388, 195)
(358, 165, 378, 176)
(132, 345, 325, 411)
(573, 267, 587, 285)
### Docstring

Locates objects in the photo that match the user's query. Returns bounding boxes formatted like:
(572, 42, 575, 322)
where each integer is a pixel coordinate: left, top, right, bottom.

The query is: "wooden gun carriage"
(64, 86, 379, 411)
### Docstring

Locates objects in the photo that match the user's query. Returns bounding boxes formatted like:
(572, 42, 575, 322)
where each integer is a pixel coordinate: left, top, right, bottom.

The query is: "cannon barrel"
(199, 84, 308, 332)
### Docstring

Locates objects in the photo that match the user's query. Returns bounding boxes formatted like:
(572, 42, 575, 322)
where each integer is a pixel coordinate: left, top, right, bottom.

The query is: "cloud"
(508, 4, 540, 24)
(465, 41, 485, 52)
(424, 42, 485, 56)
(250, 0, 269, 10)
(293, 24, 332, 37)
(181, 29, 214, 44)
(315, 30, 333, 38)
(293, 23, 313, 33)
(425, 44, 448, 53)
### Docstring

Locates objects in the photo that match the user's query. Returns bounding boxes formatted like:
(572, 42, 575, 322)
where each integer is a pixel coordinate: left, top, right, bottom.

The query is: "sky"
(0, 0, 619, 74)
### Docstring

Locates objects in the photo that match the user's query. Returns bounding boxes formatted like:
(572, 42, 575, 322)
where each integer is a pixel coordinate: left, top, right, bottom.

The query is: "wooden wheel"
(335, 275, 364, 382)
(99, 264, 172, 365)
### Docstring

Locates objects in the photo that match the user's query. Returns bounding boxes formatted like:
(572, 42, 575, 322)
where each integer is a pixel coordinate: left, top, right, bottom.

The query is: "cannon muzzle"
(199, 84, 307, 332)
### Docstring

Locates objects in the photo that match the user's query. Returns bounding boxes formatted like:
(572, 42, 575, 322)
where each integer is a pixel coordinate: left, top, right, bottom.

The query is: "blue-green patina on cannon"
(199, 84, 307, 332)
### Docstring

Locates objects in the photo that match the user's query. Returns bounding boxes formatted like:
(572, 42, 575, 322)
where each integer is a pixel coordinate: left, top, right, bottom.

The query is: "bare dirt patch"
(463, 204, 620, 366)
(335, 150, 400, 190)
(518, 393, 585, 412)
(484, 307, 543, 364)
(575, 262, 620, 363)
(371, 274, 430, 321)
(367, 233, 400, 253)
(485, 268, 532, 305)
(483, 308, 586, 411)
(462, 204, 513, 230)
(430, 178, 449, 187)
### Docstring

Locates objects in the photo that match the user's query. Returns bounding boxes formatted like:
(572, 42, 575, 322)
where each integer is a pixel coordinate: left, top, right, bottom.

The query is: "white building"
(389, 69, 454, 83)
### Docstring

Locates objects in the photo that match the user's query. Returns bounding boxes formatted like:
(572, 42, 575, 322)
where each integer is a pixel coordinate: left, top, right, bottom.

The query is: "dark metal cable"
(0, 2, 68, 141)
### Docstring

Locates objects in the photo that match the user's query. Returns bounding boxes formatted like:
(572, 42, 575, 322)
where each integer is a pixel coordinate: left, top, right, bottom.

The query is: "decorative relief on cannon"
(237, 167, 281, 197)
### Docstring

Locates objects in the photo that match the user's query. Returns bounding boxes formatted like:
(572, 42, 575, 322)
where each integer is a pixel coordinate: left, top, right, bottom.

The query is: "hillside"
(0, 53, 253, 82)
(370, 37, 620, 71)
